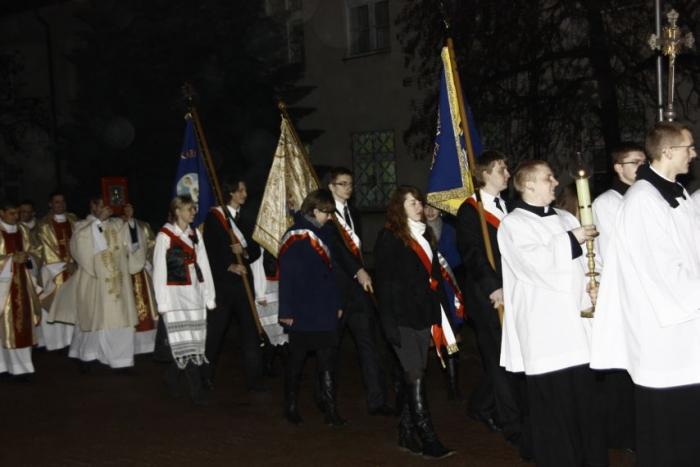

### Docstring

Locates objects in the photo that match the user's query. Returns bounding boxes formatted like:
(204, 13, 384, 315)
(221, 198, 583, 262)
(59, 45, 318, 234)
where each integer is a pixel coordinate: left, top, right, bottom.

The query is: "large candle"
(575, 170, 594, 226)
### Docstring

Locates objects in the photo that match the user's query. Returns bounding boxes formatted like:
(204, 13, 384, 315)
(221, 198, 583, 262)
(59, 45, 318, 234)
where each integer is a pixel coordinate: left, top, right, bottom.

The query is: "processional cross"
(649, 9, 695, 122)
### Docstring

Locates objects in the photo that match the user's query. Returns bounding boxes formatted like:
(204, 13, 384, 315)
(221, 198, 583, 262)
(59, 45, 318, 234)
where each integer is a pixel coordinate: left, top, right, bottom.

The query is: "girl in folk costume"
(153, 195, 215, 406)
(278, 189, 345, 427)
(0, 200, 42, 377)
(373, 186, 456, 460)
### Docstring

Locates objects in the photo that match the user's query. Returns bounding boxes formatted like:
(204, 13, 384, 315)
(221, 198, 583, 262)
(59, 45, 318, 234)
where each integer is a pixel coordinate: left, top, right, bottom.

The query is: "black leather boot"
(284, 364, 302, 425)
(184, 362, 208, 406)
(409, 378, 456, 459)
(165, 362, 181, 398)
(446, 354, 464, 401)
(319, 370, 347, 427)
(398, 381, 422, 454)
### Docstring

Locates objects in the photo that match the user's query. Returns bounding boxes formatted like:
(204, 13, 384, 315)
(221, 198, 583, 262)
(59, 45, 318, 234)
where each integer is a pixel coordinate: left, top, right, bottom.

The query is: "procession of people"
(2, 120, 700, 466)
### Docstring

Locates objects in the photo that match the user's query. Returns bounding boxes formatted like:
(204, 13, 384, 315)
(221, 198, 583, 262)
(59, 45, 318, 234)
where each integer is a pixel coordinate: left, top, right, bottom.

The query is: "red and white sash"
(333, 214, 362, 260)
(279, 229, 331, 268)
(437, 252, 465, 320)
(465, 197, 501, 229)
(408, 236, 458, 365)
(210, 206, 245, 246)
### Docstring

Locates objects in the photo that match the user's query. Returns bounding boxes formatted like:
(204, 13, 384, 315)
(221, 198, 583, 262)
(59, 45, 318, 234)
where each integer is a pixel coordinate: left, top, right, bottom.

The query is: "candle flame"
(578, 169, 586, 177)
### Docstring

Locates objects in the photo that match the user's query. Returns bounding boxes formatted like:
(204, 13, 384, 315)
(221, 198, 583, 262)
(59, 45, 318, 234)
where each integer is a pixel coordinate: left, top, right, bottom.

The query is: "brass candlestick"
(575, 168, 598, 318)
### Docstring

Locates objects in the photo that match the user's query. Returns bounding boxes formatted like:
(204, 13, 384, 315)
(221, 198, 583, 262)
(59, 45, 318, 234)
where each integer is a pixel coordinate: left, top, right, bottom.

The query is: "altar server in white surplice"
(53, 197, 138, 370)
(498, 160, 606, 467)
(591, 143, 646, 452)
(591, 122, 700, 467)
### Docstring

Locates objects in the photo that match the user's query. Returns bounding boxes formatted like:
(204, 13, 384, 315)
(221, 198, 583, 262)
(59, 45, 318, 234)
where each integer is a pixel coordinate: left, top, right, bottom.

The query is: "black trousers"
(468, 295, 521, 434)
(601, 370, 635, 450)
(204, 282, 263, 387)
(287, 339, 337, 379)
(635, 383, 700, 467)
(339, 311, 387, 410)
(527, 365, 607, 467)
(392, 327, 431, 381)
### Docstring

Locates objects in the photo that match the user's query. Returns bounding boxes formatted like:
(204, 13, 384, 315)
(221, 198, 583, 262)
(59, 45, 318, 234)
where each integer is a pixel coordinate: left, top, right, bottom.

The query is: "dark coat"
(373, 227, 445, 346)
(278, 216, 341, 333)
(455, 198, 503, 299)
(323, 203, 373, 315)
(203, 206, 261, 300)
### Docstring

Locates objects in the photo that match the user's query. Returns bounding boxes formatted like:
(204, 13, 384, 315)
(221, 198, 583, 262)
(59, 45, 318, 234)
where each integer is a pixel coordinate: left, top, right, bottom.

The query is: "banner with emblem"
(426, 46, 483, 216)
(253, 114, 319, 257)
(173, 114, 215, 227)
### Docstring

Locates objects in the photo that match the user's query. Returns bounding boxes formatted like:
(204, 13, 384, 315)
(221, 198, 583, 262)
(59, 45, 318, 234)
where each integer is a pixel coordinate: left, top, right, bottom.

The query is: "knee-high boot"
(184, 362, 208, 406)
(446, 353, 464, 401)
(319, 370, 347, 427)
(408, 377, 456, 459)
(164, 362, 181, 398)
(398, 380, 422, 454)
(284, 360, 303, 425)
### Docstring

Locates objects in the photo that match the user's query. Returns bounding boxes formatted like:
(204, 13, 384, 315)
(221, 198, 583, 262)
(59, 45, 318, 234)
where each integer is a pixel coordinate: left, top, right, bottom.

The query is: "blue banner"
(426, 47, 483, 215)
(173, 116, 215, 227)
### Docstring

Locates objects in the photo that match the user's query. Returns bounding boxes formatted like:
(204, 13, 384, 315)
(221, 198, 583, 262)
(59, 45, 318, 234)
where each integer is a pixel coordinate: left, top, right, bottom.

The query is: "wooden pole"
(185, 87, 265, 341)
(278, 101, 378, 303)
(445, 39, 504, 326)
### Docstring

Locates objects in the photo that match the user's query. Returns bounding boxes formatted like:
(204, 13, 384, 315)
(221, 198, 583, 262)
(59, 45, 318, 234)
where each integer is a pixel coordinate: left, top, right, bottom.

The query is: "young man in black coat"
(202, 177, 265, 392)
(456, 150, 525, 449)
(325, 167, 392, 416)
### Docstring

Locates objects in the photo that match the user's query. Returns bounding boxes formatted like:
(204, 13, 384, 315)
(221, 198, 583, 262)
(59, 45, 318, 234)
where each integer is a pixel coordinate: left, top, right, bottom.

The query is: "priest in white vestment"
(51, 198, 138, 369)
(591, 122, 700, 467)
(498, 160, 606, 467)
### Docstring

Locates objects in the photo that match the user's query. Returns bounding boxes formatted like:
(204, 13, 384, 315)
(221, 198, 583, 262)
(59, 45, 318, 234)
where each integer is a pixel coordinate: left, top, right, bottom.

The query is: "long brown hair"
(385, 185, 435, 247)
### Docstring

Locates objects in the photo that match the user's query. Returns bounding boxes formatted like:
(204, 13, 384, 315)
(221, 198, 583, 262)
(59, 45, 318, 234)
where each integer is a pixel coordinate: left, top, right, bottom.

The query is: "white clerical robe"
(590, 180, 700, 388)
(498, 206, 592, 375)
(592, 188, 624, 266)
(58, 216, 138, 368)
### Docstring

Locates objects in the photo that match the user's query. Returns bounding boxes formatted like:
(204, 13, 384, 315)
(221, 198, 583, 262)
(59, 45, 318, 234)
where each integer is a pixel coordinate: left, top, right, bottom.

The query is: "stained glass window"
(351, 130, 397, 209)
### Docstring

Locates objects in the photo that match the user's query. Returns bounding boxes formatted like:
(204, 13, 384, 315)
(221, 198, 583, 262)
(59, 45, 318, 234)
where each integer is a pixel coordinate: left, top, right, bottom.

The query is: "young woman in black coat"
(374, 185, 456, 459)
(278, 189, 346, 427)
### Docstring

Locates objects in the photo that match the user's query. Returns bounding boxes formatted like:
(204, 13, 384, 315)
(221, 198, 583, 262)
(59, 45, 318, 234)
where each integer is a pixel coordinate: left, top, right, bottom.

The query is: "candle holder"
(574, 168, 598, 319)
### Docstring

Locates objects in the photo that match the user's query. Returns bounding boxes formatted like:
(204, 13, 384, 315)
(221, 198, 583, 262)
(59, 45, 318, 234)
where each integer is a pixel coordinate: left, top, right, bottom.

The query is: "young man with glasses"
(324, 167, 392, 416)
(591, 122, 700, 467)
(591, 143, 646, 452)
(592, 143, 647, 263)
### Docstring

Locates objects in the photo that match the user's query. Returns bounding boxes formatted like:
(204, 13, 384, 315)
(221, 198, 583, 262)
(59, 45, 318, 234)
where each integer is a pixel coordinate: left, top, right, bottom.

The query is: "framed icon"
(101, 177, 129, 216)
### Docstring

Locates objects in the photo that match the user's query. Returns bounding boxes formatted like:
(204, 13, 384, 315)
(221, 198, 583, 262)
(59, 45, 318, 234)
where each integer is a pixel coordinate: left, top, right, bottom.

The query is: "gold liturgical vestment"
(0, 223, 41, 349)
(36, 213, 78, 309)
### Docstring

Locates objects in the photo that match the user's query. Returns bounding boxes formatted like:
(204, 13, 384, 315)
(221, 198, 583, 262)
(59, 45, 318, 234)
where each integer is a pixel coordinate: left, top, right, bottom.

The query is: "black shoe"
(319, 371, 347, 427)
(368, 404, 395, 417)
(408, 376, 455, 459)
(468, 409, 503, 432)
(78, 361, 92, 374)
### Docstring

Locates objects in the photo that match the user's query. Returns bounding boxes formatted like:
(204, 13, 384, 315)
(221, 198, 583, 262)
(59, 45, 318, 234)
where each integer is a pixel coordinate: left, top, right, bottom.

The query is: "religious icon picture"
(101, 176, 129, 216)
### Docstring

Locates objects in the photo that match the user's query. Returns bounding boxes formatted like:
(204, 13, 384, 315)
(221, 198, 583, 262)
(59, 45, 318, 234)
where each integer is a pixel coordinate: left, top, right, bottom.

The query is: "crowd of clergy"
(1, 121, 698, 466)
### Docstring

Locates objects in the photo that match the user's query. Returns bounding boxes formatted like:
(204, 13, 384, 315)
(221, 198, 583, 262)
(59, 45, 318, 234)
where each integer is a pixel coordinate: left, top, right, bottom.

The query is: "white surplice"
(498, 206, 592, 375)
(590, 180, 700, 388)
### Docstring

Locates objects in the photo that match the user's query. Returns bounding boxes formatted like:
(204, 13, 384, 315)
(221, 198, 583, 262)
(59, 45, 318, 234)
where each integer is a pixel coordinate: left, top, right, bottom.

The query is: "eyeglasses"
(619, 160, 646, 167)
(332, 182, 353, 188)
(668, 145, 696, 154)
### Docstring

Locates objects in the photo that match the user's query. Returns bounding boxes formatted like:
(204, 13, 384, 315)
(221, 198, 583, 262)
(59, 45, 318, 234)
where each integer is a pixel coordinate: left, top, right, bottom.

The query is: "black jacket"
(373, 227, 445, 345)
(455, 198, 503, 300)
(203, 207, 261, 297)
(323, 204, 372, 315)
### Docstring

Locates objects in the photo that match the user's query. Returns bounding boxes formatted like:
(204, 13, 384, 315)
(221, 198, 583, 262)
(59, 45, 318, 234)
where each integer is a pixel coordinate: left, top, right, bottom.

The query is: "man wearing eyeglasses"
(591, 142, 646, 453)
(592, 143, 646, 264)
(591, 122, 700, 467)
(324, 167, 392, 416)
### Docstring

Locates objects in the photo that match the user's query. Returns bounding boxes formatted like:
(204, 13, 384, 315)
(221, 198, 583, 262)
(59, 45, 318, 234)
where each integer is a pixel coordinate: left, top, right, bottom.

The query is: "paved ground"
(1, 327, 635, 466)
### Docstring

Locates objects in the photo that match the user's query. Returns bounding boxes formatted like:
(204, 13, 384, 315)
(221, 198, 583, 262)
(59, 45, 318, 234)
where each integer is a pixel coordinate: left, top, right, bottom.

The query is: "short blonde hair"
(645, 122, 691, 161)
(513, 160, 549, 193)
